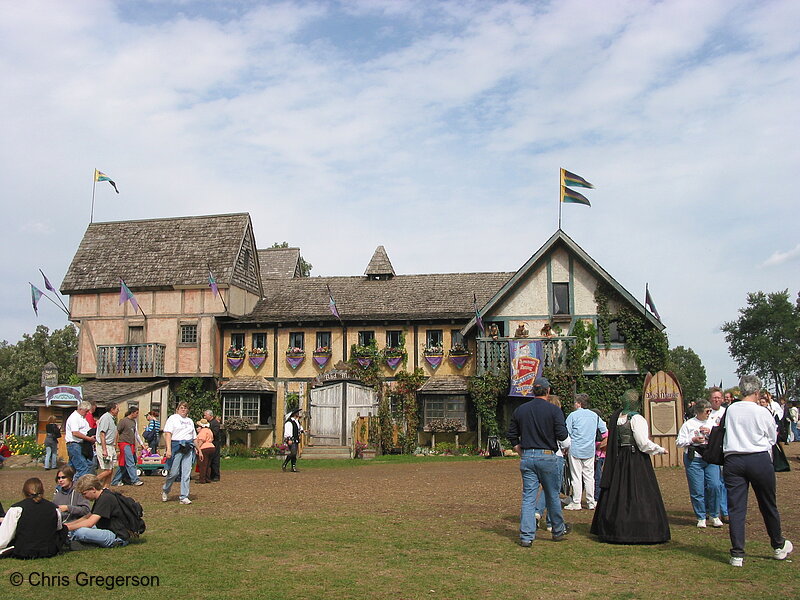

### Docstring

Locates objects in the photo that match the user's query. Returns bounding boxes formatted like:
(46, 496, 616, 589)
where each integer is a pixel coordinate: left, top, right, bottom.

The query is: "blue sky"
(1, 0, 798, 392)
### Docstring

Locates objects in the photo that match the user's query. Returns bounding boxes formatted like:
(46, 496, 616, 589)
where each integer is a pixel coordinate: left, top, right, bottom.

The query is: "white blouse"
(676, 416, 715, 449)
(616, 413, 666, 455)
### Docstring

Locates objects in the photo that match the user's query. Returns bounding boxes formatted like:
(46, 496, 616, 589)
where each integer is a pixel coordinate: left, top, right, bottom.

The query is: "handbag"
(772, 443, 790, 472)
(700, 412, 726, 466)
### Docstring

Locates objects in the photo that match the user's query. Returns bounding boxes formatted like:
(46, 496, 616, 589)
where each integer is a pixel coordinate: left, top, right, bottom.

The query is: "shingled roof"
(61, 213, 258, 294)
(23, 379, 169, 407)
(365, 245, 395, 278)
(236, 272, 513, 324)
(258, 247, 301, 280)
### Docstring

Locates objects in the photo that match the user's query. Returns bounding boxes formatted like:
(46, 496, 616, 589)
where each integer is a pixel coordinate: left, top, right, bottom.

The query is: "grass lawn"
(1, 446, 798, 600)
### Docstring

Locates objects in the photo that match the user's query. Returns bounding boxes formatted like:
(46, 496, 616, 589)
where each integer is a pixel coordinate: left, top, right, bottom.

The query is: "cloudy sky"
(1, 0, 797, 389)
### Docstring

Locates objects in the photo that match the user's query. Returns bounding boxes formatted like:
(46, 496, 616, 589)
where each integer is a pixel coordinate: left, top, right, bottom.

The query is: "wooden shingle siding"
(231, 224, 261, 295)
(258, 247, 302, 280)
(60, 213, 257, 294)
(237, 272, 514, 324)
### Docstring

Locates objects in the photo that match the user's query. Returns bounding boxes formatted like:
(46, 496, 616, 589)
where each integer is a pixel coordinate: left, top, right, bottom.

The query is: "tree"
(269, 241, 312, 277)
(0, 324, 79, 417)
(722, 290, 800, 397)
(668, 346, 707, 402)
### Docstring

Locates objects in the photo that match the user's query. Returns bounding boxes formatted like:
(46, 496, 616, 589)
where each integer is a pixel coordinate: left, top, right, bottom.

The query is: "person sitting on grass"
(0, 478, 64, 558)
(53, 465, 91, 524)
(65, 475, 130, 548)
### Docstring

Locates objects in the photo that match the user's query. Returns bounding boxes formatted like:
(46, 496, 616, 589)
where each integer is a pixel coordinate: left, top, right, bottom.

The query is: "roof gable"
(61, 213, 257, 294)
(462, 229, 664, 333)
(258, 247, 302, 280)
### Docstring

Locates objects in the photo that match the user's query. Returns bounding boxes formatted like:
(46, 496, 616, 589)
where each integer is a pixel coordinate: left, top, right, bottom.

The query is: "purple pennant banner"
(449, 354, 469, 369)
(385, 356, 403, 370)
(357, 357, 372, 368)
(424, 354, 443, 369)
(286, 355, 305, 369)
(249, 355, 266, 369)
(509, 340, 543, 397)
(227, 357, 244, 370)
(313, 354, 330, 368)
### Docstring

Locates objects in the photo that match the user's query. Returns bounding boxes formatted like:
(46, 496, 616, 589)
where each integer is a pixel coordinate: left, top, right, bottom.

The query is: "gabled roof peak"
(365, 245, 395, 279)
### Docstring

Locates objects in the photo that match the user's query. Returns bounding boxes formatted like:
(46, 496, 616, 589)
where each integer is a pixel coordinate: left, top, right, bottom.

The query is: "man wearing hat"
(282, 409, 305, 472)
(507, 376, 571, 546)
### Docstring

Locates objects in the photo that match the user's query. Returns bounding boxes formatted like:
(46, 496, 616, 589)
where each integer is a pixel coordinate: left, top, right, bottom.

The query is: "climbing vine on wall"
(379, 368, 426, 454)
(594, 284, 669, 374)
(468, 371, 509, 436)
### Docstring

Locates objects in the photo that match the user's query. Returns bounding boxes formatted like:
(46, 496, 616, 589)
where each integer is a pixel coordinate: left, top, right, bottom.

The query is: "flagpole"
(30, 284, 70, 316)
(558, 169, 563, 230)
(39, 269, 70, 315)
(90, 169, 97, 224)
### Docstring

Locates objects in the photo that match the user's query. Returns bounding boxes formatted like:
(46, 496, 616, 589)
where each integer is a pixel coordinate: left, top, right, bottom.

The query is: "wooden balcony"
(476, 337, 575, 377)
(96, 343, 166, 378)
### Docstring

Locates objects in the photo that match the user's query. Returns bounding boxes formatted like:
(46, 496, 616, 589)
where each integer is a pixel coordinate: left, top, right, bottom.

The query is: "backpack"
(143, 428, 155, 443)
(109, 491, 146, 539)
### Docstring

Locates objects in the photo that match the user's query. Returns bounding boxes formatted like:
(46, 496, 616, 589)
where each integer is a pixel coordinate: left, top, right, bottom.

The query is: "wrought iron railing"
(475, 337, 575, 377)
(96, 343, 166, 378)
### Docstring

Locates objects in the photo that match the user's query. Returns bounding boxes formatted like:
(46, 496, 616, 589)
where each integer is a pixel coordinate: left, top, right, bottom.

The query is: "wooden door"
(344, 383, 377, 446)
(309, 383, 343, 446)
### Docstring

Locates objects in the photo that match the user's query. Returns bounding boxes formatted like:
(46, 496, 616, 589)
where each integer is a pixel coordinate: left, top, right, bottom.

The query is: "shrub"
(5, 434, 44, 458)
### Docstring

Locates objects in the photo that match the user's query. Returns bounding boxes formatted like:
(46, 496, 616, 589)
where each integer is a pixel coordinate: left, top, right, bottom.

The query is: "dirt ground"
(2, 444, 798, 537)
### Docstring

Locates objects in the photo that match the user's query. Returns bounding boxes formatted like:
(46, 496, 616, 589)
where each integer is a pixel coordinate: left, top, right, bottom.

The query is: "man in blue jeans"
(508, 377, 571, 546)
(65, 401, 96, 480)
(66, 475, 129, 548)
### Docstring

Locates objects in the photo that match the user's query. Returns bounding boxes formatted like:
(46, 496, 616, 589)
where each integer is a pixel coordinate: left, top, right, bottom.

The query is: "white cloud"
(1, 0, 798, 387)
(763, 244, 800, 267)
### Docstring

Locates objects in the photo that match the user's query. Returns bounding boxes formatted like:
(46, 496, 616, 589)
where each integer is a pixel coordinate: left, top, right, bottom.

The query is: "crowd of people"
(507, 375, 794, 566)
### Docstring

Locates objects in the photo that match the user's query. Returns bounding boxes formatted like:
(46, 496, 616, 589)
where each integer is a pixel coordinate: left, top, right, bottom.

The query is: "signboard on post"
(642, 371, 683, 467)
(45, 386, 83, 407)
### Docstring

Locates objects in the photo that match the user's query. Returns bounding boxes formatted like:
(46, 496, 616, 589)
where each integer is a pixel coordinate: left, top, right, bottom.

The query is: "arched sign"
(642, 371, 683, 467)
(45, 386, 83, 407)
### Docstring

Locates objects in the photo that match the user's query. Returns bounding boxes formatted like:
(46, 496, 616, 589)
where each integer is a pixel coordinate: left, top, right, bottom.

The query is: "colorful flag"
(95, 169, 119, 193)
(473, 293, 485, 336)
(119, 279, 139, 313)
(645, 284, 661, 321)
(327, 285, 341, 320)
(30, 283, 43, 316)
(40, 269, 57, 293)
(561, 186, 591, 206)
(208, 271, 219, 297)
(561, 168, 594, 189)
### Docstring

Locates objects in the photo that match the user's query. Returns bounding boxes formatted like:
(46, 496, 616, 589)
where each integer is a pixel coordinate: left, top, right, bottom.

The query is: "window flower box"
(286, 347, 305, 369)
(312, 347, 332, 368)
(423, 345, 444, 368)
(382, 346, 407, 370)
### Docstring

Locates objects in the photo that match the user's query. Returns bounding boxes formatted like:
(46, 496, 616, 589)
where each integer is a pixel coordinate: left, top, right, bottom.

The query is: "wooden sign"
(642, 371, 683, 468)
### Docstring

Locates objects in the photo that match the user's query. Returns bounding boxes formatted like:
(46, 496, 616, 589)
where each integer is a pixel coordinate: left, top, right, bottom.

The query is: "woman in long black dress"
(591, 390, 670, 544)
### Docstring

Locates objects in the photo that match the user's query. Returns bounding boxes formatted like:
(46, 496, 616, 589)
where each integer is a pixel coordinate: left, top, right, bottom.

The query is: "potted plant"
(422, 342, 444, 368)
(249, 346, 267, 369)
(312, 345, 332, 367)
(286, 346, 305, 369)
(381, 342, 407, 370)
(351, 340, 379, 368)
(227, 345, 246, 370)
(447, 342, 471, 369)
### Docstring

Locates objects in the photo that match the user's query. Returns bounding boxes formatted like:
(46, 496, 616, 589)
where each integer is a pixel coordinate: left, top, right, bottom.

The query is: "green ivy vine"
(468, 371, 509, 436)
(380, 369, 426, 454)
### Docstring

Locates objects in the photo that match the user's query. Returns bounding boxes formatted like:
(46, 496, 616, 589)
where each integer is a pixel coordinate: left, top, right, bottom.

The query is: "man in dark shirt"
(508, 377, 571, 546)
(204, 409, 222, 482)
(66, 475, 129, 548)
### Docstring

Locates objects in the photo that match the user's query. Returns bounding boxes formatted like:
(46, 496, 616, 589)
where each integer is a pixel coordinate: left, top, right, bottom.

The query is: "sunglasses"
(57, 475, 69, 480)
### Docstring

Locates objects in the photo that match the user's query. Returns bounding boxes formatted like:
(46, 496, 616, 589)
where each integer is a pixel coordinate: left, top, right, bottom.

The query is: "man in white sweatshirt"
(723, 375, 792, 567)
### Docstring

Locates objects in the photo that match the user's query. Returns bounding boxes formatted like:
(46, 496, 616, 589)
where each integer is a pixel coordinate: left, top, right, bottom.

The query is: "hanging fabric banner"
(508, 340, 543, 397)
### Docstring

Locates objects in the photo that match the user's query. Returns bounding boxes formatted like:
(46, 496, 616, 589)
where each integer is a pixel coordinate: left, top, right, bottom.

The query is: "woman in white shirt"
(676, 400, 722, 528)
(161, 402, 199, 505)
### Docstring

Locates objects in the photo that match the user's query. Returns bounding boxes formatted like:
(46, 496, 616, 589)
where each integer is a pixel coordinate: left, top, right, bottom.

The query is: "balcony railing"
(96, 343, 166, 378)
(476, 336, 575, 377)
